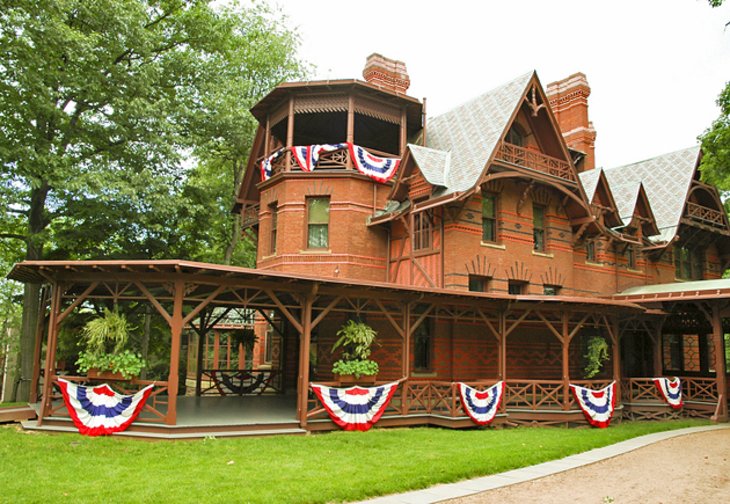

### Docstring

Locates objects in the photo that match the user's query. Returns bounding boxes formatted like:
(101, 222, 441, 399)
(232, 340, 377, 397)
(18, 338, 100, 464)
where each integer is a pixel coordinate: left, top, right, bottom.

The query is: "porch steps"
(21, 419, 306, 440)
(0, 405, 36, 423)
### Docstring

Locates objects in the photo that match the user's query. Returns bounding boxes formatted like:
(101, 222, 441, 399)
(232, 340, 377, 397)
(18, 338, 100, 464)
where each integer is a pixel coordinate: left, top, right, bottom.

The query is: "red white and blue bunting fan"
(291, 143, 347, 172)
(260, 147, 286, 181)
(347, 143, 401, 183)
(57, 378, 154, 436)
(458, 381, 504, 426)
(569, 381, 617, 428)
(310, 381, 399, 431)
(653, 377, 683, 409)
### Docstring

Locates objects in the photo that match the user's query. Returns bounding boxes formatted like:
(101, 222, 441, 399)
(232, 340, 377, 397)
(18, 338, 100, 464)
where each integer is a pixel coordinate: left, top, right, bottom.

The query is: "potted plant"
(74, 307, 146, 380)
(331, 320, 379, 384)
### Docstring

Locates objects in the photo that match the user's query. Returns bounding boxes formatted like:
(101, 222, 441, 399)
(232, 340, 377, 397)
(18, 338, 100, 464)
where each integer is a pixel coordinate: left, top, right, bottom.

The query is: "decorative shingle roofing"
(407, 145, 449, 186)
(578, 168, 602, 201)
(601, 146, 700, 243)
(422, 72, 534, 194)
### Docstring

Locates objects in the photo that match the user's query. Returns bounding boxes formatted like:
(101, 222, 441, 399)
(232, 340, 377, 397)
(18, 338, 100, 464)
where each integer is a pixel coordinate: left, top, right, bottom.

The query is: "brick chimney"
(362, 53, 410, 94)
(546, 73, 597, 172)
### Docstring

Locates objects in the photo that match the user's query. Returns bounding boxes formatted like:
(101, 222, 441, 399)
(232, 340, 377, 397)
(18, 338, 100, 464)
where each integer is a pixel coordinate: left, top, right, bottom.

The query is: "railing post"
(711, 305, 728, 422)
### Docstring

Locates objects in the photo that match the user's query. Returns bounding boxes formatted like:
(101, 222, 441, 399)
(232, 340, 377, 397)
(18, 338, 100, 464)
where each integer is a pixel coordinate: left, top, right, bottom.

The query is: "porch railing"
(495, 142, 577, 183)
(622, 376, 718, 404)
(44, 375, 170, 424)
(258, 145, 399, 179)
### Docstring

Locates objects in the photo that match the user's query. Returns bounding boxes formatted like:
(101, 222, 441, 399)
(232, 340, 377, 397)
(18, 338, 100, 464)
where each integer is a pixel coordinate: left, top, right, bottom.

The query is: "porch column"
(346, 95, 354, 169)
(653, 325, 663, 376)
(297, 292, 314, 427)
(285, 97, 294, 171)
(38, 283, 62, 426)
(499, 311, 507, 413)
(195, 328, 205, 396)
(402, 302, 411, 378)
(561, 312, 570, 410)
(166, 280, 184, 426)
(711, 305, 728, 422)
(29, 290, 48, 403)
(611, 318, 622, 405)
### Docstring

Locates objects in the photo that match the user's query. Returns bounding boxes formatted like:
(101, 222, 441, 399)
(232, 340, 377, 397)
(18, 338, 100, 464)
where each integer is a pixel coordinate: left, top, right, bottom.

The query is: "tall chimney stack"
(362, 53, 410, 94)
(546, 73, 597, 172)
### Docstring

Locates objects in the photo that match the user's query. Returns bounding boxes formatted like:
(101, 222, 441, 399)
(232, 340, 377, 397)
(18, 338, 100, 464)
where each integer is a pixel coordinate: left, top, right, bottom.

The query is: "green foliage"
(0, 420, 706, 503)
(584, 336, 610, 379)
(75, 349, 146, 379)
(700, 81, 730, 201)
(331, 359, 379, 378)
(332, 320, 378, 361)
(80, 308, 132, 355)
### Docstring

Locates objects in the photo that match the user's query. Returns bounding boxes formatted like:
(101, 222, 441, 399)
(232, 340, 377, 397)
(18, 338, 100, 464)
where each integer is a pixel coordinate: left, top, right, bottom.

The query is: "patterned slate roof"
(424, 72, 534, 194)
(578, 168, 602, 201)
(407, 144, 449, 186)
(602, 146, 700, 242)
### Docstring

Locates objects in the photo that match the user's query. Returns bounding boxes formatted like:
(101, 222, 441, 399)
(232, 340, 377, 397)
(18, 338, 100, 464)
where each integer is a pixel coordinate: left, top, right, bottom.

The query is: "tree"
(0, 0, 305, 400)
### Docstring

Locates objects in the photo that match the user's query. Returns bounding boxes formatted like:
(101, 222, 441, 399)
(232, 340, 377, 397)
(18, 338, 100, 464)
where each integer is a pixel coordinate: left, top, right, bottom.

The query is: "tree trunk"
(16, 183, 49, 401)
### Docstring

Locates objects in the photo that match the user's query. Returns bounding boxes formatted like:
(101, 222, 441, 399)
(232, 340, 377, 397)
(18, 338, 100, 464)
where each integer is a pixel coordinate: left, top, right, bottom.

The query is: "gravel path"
(442, 429, 730, 504)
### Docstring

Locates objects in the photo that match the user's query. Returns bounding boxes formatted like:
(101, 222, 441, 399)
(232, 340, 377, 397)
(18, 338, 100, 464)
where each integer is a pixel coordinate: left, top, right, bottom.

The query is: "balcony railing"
(686, 201, 726, 228)
(495, 142, 577, 183)
(258, 145, 399, 179)
(241, 203, 260, 229)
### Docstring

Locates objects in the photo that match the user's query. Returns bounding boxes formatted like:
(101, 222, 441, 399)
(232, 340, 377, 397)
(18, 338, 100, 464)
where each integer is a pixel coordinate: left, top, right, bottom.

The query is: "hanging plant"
(331, 320, 379, 378)
(583, 335, 610, 379)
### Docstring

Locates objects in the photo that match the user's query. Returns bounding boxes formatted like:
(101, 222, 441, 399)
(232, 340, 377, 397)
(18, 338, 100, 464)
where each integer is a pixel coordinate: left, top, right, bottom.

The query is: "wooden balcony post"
(285, 97, 294, 171)
(399, 107, 407, 156)
(37, 283, 62, 426)
(166, 279, 184, 426)
(711, 305, 728, 422)
(346, 95, 354, 169)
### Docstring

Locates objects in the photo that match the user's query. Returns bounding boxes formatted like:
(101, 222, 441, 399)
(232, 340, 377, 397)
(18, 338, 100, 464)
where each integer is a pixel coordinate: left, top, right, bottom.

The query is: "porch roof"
(612, 278, 730, 302)
(7, 259, 644, 312)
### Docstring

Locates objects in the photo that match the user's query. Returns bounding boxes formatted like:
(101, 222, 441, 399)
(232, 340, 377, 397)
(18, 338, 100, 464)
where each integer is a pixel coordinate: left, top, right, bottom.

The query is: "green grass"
(0, 419, 707, 503)
(0, 402, 27, 408)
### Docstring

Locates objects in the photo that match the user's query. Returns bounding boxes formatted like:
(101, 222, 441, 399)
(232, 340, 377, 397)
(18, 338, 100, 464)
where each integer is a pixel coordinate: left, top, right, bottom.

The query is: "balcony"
(495, 142, 577, 183)
(686, 201, 727, 229)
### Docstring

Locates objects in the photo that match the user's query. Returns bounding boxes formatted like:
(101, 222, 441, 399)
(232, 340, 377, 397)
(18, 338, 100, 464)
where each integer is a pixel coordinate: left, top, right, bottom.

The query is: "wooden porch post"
(402, 302, 411, 377)
(711, 305, 728, 422)
(499, 311, 507, 381)
(166, 280, 184, 426)
(286, 97, 294, 171)
(297, 292, 314, 427)
(213, 331, 220, 369)
(611, 318, 622, 405)
(346, 95, 354, 169)
(29, 289, 48, 403)
(653, 324, 663, 376)
(195, 329, 204, 396)
(561, 312, 570, 410)
(38, 283, 62, 426)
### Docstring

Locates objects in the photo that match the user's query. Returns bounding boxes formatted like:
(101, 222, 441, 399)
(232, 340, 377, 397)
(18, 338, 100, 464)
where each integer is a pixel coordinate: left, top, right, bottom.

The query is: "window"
(482, 194, 497, 242)
(674, 245, 704, 280)
(413, 211, 433, 251)
(586, 241, 596, 262)
(505, 125, 525, 147)
(468, 275, 490, 292)
(307, 197, 330, 249)
(543, 285, 560, 296)
(508, 280, 526, 295)
(626, 245, 636, 269)
(533, 204, 546, 252)
(662, 333, 714, 374)
(413, 322, 432, 372)
(269, 202, 278, 254)
(264, 324, 275, 364)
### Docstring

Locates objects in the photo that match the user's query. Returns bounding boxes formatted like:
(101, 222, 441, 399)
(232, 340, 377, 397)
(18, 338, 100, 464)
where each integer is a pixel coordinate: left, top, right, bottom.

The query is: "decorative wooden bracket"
(527, 86, 546, 117)
(517, 181, 535, 215)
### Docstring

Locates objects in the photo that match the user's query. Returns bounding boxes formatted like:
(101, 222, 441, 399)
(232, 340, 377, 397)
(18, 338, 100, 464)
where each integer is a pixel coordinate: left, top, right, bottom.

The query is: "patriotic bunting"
(458, 381, 504, 426)
(311, 381, 399, 431)
(569, 381, 617, 428)
(347, 143, 401, 183)
(57, 378, 154, 436)
(260, 147, 286, 181)
(653, 377, 683, 409)
(291, 143, 347, 172)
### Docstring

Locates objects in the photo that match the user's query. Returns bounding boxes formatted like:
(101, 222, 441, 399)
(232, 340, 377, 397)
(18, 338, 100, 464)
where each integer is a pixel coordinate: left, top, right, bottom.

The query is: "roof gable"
(603, 146, 700, 242)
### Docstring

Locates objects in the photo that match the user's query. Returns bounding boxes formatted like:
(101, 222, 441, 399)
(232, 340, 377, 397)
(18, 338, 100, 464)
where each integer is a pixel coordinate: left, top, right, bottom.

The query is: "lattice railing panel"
(496, 142, 576, 183)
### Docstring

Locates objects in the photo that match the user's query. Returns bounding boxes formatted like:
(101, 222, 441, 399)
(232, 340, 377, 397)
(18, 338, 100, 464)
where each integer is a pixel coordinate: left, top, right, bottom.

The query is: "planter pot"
(335, 374, 377, 386)
(86, 368, 133, 381)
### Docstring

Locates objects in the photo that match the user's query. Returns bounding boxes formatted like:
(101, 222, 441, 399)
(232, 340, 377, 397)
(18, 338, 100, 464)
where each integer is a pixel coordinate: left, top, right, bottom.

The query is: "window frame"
(532, 204, 546, 252)
(413, 320, 433, 372)
(412, 210, 434, 252)
(543, 284, 561, 296)
(508, 280, 527, 295)
(306, 196, 330, 250)
(468, 275, 491, 293)
(269, 201, 278, 255)
(481, 193, 497, 243)
(586, 241, 596, 262)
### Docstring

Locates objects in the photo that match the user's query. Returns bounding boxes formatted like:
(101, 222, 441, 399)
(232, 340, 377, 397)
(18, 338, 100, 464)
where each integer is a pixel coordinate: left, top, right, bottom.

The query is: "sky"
(264, 0, 729, 169)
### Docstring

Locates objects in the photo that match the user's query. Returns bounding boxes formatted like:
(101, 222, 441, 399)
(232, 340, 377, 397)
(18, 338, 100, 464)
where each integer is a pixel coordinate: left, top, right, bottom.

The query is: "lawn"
(0, 419, 706, 503)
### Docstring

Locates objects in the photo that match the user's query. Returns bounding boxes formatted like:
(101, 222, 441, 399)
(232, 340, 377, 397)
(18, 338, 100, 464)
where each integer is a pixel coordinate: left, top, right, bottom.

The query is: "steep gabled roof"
(425, 72, 534, 194)
(408, 145, 449, 187)
(602, 146, 700, 243)
(578, 168, 622, 229)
